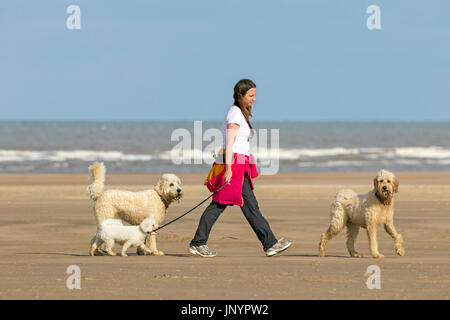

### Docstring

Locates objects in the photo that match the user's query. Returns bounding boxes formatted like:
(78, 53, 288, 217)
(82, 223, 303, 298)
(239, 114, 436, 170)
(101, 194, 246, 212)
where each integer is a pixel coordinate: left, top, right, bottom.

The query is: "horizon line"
(1, 119, 450, 124)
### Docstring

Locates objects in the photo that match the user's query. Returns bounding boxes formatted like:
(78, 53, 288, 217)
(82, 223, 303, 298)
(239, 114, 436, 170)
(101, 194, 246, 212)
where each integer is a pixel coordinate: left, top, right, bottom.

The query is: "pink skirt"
(204, 153, 258, 207)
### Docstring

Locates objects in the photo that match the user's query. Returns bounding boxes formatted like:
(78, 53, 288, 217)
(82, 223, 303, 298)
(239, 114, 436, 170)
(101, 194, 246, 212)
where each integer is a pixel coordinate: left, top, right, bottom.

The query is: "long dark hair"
(233, 79, 255, 129)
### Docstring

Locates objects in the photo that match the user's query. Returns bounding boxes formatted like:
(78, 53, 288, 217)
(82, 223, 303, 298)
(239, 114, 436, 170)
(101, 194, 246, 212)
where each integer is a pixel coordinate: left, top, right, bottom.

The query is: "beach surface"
(0, 172, 449, 299)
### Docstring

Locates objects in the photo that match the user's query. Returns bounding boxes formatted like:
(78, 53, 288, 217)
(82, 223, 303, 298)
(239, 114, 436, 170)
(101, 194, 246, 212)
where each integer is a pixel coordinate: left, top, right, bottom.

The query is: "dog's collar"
(375, 192, 390, 206)
(154, 188, 169, 211)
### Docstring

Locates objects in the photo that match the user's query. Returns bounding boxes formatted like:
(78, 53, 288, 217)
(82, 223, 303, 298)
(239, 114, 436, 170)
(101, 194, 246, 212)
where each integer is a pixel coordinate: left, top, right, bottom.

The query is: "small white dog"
(318, 169, 405, 258)
(87, 162, 183, 256)
(90, 218, 158, 256)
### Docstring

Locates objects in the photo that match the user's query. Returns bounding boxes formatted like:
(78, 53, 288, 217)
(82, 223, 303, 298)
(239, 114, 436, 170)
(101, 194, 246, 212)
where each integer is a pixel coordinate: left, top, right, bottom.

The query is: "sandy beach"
(0, 171, 449, 300)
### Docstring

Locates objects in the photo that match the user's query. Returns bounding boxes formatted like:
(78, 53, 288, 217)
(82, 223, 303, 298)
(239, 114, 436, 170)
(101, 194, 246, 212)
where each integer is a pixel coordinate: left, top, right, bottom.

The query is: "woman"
(189, 79, 291, 257)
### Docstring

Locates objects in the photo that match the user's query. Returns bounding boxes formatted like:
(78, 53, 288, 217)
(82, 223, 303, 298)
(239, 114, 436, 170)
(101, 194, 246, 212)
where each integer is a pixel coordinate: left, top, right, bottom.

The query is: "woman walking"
(189, 79, 291, 257)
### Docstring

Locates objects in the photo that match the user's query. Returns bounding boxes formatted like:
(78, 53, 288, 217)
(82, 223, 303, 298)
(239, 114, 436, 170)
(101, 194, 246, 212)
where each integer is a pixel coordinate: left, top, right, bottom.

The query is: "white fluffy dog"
(318, 169, 405, 258)
(87, 162, 183, 256)
(90, 218, 158, 256)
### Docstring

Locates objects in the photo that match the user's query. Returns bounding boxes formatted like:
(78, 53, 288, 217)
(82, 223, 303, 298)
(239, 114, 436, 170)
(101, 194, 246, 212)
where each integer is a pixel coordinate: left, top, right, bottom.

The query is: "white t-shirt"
(221, 105, 253, 156)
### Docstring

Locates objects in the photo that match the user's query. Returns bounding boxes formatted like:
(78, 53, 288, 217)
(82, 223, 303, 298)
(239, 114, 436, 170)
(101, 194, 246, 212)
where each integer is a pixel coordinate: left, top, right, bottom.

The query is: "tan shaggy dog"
(318, 169, 404, 258)
(87, 162, 183, 256)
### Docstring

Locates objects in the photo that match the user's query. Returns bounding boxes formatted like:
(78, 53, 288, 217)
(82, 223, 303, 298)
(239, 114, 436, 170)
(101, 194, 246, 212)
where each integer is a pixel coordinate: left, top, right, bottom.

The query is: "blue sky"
(0, 0, 449, 121)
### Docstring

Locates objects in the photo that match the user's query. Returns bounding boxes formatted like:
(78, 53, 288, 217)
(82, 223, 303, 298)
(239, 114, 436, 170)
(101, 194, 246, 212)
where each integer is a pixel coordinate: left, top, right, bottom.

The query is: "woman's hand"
(224, 167, 232, 183)
(224, 123, 239, 185)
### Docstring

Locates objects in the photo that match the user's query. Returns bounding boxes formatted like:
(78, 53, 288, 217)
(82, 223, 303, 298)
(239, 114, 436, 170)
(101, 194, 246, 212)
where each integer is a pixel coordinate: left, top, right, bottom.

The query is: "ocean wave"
(259, 147, 360, 159)
(297, 160, 367, 167)
(159, 147, 368, 162)
(393, 146, 450, 159)
(252, 147, 450, 161)
(296, 158, 450, 168)
(1, 146, 449, 164)
(0, 150, 153, 162)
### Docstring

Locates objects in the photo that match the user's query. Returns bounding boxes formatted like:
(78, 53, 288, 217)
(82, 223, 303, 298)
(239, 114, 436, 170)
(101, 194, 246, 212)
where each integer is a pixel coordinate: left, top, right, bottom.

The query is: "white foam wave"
(297, 160, 367, 167)
(393, 146, 450, 159)
(257, 147, 360, 160)
(296, 158, 450, 168)
(159, 147, 361, 161)
(251, 146, 450, 161)
(1, 146, 450, 164)
(0, 150, 153, 162)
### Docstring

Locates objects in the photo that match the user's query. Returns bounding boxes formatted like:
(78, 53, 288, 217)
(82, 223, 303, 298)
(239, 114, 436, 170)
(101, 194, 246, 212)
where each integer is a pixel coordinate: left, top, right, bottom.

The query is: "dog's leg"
(147, 232, 164, 256)
(90, 235, 105, 256)
(346, 223, 363, 258)
(384, 220, 404, 256)
(137, 244, 148, 255)
(121, 242, 131, 256)
(93, 205, 116, 255)
(318, 233, 328, 257)
(97, 242, 107, 253)
(104, 239, 117, 256)
(319, 202, 346, 257)
(136, 235, 153, 256)
(136, 245, 148, 256)
(136, 234, 161, 256)
(90, 238, 100, 256)
(319, 225, 344, 257)
(367, 224, 384, 258)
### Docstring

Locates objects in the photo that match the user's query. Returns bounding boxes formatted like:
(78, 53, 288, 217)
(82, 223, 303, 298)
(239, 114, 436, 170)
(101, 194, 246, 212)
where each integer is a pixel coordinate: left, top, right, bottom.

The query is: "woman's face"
(240, 88, 256, 108)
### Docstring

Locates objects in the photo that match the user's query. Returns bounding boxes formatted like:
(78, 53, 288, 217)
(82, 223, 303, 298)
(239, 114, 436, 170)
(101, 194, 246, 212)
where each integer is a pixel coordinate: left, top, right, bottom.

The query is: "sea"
(0, 121, 449, 174)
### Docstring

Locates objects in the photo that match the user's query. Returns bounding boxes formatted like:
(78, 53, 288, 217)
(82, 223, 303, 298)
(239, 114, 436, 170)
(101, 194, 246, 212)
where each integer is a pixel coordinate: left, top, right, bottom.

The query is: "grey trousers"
(190, 177, 278, 251)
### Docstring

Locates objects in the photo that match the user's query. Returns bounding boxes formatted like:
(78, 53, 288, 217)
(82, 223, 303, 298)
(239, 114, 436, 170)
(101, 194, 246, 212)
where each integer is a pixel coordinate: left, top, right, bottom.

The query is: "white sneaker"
(189, 244, 217, 257)
(265, 238, 292, 257)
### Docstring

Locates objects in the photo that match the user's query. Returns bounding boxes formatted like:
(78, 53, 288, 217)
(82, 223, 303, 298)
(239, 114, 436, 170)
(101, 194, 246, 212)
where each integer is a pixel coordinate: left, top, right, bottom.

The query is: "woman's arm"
(224, 123, 239, 183)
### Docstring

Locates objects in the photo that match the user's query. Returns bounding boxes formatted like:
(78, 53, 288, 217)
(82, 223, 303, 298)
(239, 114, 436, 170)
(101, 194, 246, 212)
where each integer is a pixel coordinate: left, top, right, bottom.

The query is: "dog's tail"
(87, 162, 106, 201)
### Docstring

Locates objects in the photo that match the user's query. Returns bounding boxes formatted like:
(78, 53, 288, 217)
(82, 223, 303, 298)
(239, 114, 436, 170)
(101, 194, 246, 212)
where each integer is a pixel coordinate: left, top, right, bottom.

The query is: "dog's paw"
(151, 250, 165, 256)
(136, 247, 148, 256)
(93, 250, 104, 256)
(396, 247, 405, 256)
(351, 252, 363, 258)
(372, 253, 384, 259)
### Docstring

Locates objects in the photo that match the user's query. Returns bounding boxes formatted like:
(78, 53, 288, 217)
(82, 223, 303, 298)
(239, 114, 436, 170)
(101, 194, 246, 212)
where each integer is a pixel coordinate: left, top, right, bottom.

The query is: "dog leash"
(152, 181, 229, 232)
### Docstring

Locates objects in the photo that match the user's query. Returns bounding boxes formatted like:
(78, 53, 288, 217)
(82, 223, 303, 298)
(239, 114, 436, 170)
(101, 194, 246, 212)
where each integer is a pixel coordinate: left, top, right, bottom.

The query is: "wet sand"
(0, 172, 449, 299)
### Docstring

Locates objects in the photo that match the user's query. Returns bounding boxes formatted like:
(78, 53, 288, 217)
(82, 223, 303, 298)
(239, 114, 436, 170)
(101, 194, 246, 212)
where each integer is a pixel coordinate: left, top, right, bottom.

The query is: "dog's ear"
(393, 176, 399, 193)
(155, 176, 166, 194)
(140, 219, 157, 234)
(373, 175, 379, 190)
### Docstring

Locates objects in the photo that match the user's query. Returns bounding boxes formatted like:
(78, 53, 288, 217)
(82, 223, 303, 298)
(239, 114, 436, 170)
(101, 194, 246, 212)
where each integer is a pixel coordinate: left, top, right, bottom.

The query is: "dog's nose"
(382, 186, 387, 190)
(177, 188, 181, 193)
